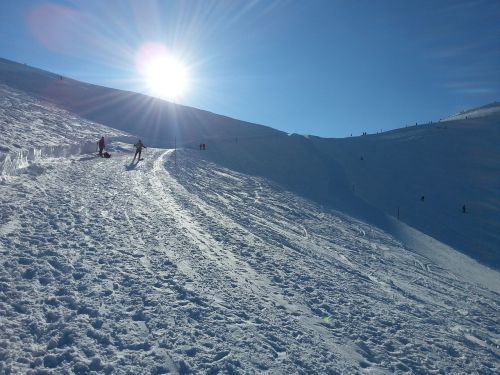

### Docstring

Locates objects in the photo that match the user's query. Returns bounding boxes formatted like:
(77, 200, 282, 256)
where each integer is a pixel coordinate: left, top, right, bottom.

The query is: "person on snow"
(132, 139, 146, 162)
(97, 136, 105, 157)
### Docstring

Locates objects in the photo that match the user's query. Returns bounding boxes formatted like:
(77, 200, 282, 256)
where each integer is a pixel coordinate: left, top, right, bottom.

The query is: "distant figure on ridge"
(97, 136, 105, 157)
(132, 139, 146, 162)
(421, 195, 425, 202)
(462, 204, 467, 214)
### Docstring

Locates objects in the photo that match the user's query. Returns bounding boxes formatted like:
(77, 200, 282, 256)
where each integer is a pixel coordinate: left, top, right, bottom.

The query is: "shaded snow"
(200, 116, 500, 270)
(307, 119, 500, 269)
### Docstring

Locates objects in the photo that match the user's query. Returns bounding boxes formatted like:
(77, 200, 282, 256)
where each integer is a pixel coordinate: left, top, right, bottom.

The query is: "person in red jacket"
(97, 136, 105, 157)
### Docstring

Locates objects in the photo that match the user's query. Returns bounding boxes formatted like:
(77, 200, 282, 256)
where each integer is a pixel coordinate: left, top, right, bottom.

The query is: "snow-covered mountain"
(0, 58, 283, 149)
(1, 58, 499, 374)
(2, 57, 499, 269)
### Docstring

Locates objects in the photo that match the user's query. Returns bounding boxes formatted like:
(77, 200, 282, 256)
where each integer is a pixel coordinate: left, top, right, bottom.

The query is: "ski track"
(0, 149, 499, 374)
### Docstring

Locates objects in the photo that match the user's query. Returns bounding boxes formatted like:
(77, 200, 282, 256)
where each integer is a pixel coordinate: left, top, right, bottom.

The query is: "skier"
(462, 204, 467, 214)
(132, 139, 146, 162)
(97, 136, 105, 157)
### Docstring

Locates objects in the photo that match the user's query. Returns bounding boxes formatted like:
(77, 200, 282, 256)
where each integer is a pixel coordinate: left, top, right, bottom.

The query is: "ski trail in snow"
(133, 150, 355, 366)
(121, 196, 153, 272)
(300, 224, 309, 239)
(165, 149, 500, 373)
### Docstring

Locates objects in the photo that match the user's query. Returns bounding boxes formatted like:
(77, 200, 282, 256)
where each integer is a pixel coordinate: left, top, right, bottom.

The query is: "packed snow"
(1, 59, 499, 374)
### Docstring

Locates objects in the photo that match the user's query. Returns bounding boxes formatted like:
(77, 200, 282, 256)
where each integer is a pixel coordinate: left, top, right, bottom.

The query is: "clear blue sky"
(1, 0, 499, 137)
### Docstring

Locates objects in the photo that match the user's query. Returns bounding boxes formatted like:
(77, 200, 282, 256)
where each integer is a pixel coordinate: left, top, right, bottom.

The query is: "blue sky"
(0, 0, 499, 137)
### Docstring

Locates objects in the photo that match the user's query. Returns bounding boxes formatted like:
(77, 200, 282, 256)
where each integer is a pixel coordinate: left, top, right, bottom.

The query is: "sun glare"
(144, 56, 188, 99)
(136, 42, 190, 101)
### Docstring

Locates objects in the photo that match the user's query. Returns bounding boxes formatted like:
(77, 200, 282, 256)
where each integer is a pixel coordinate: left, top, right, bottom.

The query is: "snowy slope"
(200, 116, 500, 270)
(307, 117, 500, 269)
(1, 58, 499, 373)
(0, 84, 130, 175)
(0, 58, 283, 149)
(2, 57, 498, 270)
(1, 146, 499, 374)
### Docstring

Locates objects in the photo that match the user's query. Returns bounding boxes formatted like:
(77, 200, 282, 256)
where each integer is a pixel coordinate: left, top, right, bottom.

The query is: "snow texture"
(1, 146, 499, 374)
(0, 58, 499, 374)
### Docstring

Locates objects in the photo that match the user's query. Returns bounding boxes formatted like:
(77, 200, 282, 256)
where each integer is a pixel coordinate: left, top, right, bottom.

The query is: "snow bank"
(0, 136, 140, 176)
(0, 83, 131, 176)
(0, 141, 96, 176)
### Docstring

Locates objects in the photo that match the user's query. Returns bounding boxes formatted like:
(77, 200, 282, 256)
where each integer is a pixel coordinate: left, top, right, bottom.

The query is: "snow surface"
(1, 59, 499, 374)
(202, 116, 500, 270)
(1, 145, 499, 374)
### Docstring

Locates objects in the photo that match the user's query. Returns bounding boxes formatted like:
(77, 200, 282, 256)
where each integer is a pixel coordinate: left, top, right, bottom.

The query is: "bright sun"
(144, 56, 189, 100)
(136, 42, 190, 101)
